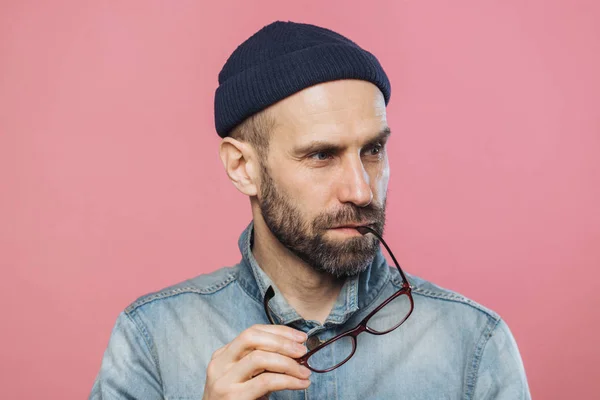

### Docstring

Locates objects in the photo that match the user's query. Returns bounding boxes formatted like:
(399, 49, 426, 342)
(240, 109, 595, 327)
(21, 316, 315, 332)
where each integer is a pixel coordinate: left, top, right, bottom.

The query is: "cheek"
(277, 172, 332, 219)
(371, 161, 390, 200)
(286, 177, 327, 206)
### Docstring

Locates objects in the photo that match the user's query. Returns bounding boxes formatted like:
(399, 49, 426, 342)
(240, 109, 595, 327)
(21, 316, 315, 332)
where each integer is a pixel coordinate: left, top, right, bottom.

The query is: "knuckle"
(239, 329, 255, 344)
(249, 350, 267, 366)
(287, 360, 302, 375)
(255, 373, 273, 387)
(206, 361, 217, 378)
(259, 373, 293, 391)
(281, 339, 294, 352)
(210, 347, 222, 361)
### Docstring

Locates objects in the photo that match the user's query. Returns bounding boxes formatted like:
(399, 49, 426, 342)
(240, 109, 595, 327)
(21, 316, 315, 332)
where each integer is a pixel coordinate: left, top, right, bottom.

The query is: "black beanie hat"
(214, 21, 391, 137)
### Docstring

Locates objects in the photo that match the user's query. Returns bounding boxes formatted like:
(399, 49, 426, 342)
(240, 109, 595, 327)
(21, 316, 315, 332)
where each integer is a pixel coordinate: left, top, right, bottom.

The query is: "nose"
(337, 156, 373, 207)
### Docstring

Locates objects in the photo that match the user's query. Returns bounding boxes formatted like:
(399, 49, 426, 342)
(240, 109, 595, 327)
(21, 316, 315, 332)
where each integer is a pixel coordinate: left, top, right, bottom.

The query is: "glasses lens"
(307, 335, 355, 372)
(366, 292, 412, 333)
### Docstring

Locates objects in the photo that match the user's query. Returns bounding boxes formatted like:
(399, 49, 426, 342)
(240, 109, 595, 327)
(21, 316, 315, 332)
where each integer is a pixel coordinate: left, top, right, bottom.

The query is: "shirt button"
(306, 335, 324, 351)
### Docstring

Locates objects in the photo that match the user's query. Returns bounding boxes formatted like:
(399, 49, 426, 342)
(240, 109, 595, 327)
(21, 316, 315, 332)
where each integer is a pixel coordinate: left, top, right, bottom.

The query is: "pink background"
(1, 0, 599, 398)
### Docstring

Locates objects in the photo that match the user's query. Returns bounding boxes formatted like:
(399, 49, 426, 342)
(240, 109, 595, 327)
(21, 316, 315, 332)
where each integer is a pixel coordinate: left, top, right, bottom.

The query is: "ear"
(219, 137, 260, 197)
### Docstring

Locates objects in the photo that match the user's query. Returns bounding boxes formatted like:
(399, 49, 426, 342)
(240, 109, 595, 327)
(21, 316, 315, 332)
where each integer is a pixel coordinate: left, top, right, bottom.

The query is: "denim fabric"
(90, 222, 531, 399)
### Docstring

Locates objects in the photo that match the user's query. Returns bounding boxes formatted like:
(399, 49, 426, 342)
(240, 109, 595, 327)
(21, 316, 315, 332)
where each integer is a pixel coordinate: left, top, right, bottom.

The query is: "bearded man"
(90, 21, 531, 400)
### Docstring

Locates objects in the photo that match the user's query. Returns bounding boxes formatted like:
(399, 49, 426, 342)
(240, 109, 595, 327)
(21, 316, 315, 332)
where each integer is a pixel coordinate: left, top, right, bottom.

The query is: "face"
(257, 80, 390, 278)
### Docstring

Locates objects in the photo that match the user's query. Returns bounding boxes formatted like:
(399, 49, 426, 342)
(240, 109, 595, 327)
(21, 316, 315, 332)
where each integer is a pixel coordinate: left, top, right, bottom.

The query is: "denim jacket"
(90, 222, 531, 399)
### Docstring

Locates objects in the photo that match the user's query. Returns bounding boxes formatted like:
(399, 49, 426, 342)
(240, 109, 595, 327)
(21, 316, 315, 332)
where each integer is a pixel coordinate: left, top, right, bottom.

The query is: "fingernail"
(300, 366, 312, 376)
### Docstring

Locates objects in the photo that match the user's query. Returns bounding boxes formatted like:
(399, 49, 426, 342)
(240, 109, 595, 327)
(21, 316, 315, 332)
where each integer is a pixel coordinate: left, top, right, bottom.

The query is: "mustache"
(313, 203, 386, 235)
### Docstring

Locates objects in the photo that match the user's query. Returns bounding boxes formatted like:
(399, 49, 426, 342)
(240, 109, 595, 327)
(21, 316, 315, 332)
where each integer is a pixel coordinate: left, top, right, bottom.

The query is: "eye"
(366, 143, 384, 156)
(310, 151, 333, 161)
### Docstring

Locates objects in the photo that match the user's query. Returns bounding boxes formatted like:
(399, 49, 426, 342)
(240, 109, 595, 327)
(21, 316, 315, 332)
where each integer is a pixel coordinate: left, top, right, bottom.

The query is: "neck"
(251, 217, 346, 324)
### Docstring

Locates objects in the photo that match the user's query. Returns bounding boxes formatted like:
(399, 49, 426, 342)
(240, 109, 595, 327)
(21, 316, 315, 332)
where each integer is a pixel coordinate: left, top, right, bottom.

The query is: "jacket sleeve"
(472, 318, 531, 399)
(89, 311, 164, 400)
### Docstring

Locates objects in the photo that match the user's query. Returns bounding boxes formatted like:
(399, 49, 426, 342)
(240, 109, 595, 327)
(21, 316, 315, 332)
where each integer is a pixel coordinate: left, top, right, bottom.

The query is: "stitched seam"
(327, 277, 359, 323)
(124, 311, 164, 391)
(390, 267, 404, 288)
(334, 359, 339, 400)
(463, 316, 501, 400)
(125, 273, 236, 313)
(412, 289, 498, 320)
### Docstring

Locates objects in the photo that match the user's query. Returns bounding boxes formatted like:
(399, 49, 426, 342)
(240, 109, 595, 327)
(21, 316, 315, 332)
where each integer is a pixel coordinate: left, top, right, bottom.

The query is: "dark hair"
(228, 108, 276, 159)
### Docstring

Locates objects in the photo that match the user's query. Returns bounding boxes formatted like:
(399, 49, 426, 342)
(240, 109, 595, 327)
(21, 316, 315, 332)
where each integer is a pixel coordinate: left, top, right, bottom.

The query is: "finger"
(220, 326, 308, 365)
(227, 350, 312, 383)
(251, 324, 308, 342)
(207, 325, 307, 380)
(242, 373, 311, 399)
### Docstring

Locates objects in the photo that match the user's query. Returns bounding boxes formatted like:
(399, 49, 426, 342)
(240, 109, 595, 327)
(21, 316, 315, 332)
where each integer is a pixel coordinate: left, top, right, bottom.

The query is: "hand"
(202, 324, 311, 400)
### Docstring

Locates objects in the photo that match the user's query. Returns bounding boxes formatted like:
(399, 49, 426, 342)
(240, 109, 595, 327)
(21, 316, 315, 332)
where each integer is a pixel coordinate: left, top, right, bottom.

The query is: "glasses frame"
(263, 225, 414, 373)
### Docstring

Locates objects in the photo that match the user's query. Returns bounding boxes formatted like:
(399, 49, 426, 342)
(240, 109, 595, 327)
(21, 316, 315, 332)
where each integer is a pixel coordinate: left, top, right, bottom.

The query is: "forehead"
(267, 79, 387, 145)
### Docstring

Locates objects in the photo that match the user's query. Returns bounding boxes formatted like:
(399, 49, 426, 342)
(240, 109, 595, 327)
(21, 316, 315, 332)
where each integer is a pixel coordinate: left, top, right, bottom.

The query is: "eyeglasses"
(263, 225, 414, 373)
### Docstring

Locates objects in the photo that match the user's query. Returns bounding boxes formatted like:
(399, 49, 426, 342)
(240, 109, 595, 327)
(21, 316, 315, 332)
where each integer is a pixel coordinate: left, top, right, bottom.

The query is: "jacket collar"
(236, 221, 391, 327)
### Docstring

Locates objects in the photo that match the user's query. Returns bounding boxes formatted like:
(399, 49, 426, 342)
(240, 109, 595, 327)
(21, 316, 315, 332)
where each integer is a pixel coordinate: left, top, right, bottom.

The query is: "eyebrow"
(293, 126, 392, 156)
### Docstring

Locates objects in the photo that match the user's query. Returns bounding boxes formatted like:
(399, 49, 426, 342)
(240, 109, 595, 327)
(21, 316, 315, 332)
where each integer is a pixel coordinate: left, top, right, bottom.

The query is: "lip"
(330, 223, 374, 229)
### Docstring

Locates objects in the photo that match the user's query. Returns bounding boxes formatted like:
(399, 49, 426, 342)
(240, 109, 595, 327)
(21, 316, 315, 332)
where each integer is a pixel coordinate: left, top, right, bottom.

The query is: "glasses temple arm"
(356, 226, 411, 287)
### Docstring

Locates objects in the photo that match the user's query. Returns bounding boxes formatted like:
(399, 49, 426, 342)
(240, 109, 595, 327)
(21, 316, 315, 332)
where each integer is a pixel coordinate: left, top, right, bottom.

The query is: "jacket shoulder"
(401, 270, 501, 322)
(124, 265, 238, 314)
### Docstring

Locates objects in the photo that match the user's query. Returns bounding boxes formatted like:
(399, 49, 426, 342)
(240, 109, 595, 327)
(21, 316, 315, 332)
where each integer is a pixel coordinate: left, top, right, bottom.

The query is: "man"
(90, 21, 531, 399)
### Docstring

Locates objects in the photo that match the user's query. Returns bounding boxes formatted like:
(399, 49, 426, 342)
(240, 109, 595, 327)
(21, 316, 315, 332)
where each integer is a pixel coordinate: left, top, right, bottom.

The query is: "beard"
(258, 164, 386, 278)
